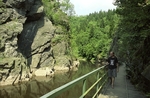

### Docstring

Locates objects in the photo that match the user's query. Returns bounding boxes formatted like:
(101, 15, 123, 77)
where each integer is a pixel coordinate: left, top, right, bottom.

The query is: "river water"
(0, 61, 103, 98)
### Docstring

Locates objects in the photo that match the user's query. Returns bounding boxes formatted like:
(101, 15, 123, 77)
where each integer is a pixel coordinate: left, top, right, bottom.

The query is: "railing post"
(96, 71, 100, 98)
(82, 79, 87, 98)
(40, 66, 106, 98)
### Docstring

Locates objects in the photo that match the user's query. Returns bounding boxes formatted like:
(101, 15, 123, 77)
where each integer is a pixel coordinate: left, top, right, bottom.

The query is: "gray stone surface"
(0, 0, 71, 85)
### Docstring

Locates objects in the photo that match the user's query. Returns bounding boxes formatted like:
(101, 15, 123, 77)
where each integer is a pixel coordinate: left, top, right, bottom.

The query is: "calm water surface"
(0, 61, 103, 98)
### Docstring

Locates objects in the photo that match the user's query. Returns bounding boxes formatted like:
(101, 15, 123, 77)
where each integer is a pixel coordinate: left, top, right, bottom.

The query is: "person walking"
(107, 51, 119, 88)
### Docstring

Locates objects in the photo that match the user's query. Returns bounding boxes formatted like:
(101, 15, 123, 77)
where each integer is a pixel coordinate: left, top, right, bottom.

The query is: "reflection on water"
(0, 61, 101, 98)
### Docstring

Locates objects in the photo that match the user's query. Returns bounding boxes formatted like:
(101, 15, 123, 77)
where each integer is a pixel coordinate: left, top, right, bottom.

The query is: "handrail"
(40, 65, 107, 98)
(79, 73, 106, 98)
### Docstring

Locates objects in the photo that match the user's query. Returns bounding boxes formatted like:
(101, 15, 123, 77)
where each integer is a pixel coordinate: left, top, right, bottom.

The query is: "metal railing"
(40, 65, 107, 98)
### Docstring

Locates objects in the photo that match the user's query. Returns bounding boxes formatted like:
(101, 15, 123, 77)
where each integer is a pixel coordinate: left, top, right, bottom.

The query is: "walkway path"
(99, 64, 146, 98)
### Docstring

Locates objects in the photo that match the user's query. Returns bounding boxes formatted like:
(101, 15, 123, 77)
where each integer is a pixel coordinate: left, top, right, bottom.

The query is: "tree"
(70, 10, 119, 60)
(60, 0, 75, 16)
(114, 0, 150, 94)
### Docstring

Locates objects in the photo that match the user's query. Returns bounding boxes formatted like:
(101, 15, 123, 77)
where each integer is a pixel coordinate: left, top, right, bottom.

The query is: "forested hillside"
(0, 0, 150, 97)
(70, 0, 150, 96)
(70, 10, 119, 61)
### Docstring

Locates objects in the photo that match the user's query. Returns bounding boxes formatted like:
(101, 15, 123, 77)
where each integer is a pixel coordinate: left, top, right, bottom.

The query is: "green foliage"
(0, 0, 3, 6)
(0, 0, 6, 14)
(114, 0, 150, 94)
(146, 93, 150, 98)
(51, 35, 62, 44)
(60, 0, 75, 16)
(114, 0, 150, 59)
(70, 10, 119, 60)
(42, 0, 69, 31)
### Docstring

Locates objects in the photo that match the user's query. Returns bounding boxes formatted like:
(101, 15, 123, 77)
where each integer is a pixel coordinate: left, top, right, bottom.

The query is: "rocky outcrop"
(0, 0, 71, 85)
(142, 65, 150, 81)
(34, 67, 54, 77)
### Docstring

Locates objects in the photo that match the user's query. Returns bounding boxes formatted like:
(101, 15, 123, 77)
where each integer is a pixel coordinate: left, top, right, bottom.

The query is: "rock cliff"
(0, 0, 71, 85)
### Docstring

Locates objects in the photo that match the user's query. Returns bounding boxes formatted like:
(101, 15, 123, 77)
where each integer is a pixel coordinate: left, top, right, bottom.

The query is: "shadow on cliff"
(17, 14, 44, 72)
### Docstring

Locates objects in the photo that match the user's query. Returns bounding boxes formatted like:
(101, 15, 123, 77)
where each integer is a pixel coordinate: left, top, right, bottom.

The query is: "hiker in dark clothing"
(107, 51, 119, 88)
